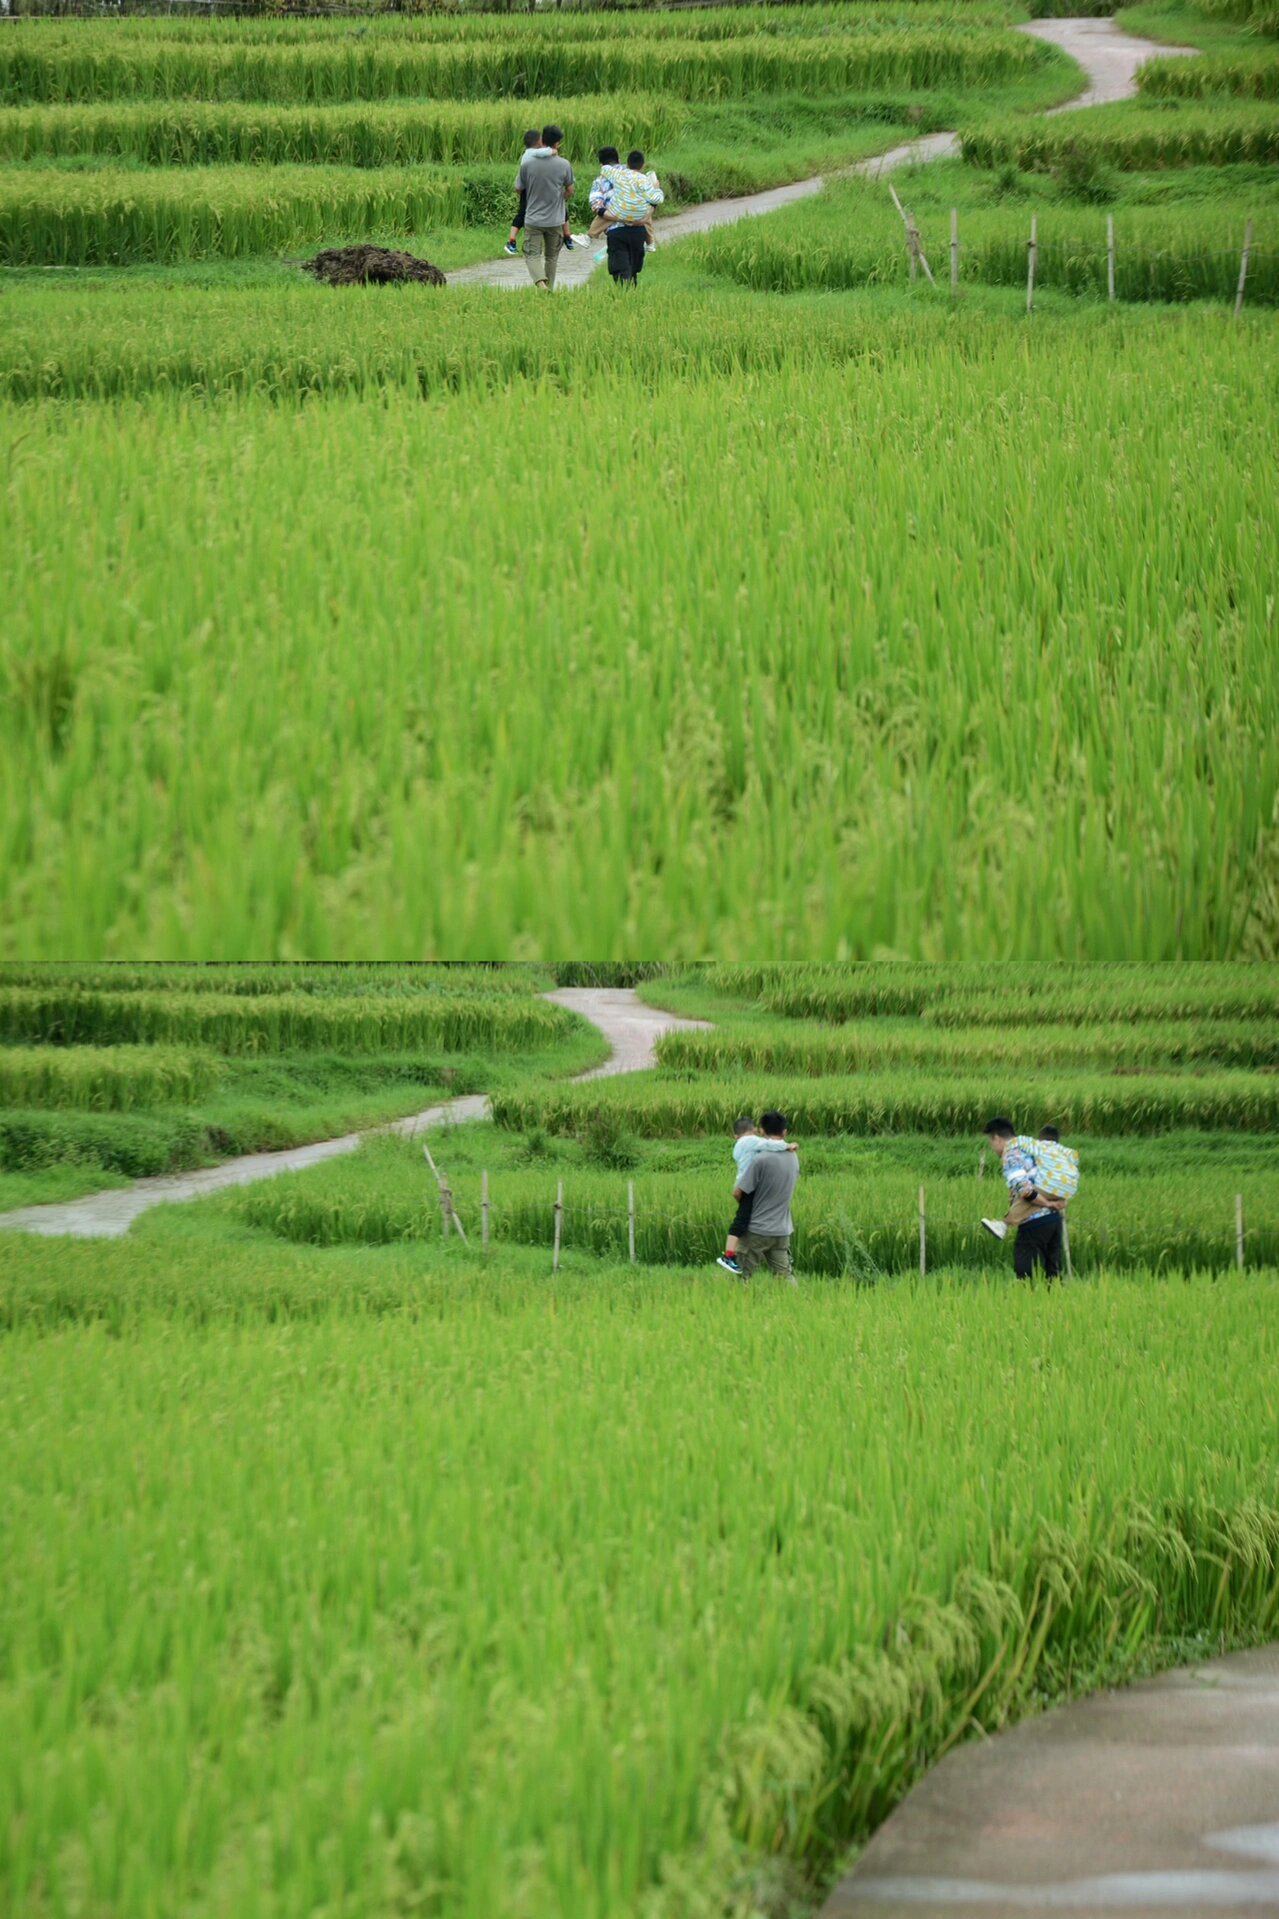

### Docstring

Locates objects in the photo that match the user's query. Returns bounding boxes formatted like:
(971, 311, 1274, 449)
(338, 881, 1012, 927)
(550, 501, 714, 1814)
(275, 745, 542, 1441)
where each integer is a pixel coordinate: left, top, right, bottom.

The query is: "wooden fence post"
(919, 1185, 926, 1279)
(1107, 214, 1115, 302)
(1235, 219, 1253, 319)
(553, 1179, 564, 1273)
(422, 1141, 467, 1245)
(889, 183, 936, 286)
(482, 1170, 490, 1251)
(950, 207, 959, 294)
(1236, 1193, 1245, 1270)
(1026, 214, 1037, 314)
(628, 1180, 636, 1264)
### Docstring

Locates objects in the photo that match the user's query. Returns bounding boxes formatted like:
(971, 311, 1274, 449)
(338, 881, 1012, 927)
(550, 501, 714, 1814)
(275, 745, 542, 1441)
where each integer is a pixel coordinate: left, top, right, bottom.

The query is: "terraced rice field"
(2, 961, 1278, 1919)
(1, 0, 1275, 957)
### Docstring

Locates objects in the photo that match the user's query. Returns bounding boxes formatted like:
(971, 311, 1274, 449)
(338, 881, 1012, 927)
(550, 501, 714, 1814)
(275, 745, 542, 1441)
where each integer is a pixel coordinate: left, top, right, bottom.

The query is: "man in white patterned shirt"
(982, 1117, 1065, 1280)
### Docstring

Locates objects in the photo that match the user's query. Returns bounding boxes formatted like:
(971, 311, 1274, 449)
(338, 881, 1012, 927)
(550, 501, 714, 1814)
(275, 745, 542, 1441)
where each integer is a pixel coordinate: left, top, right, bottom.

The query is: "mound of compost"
(302, 246, 446, 288)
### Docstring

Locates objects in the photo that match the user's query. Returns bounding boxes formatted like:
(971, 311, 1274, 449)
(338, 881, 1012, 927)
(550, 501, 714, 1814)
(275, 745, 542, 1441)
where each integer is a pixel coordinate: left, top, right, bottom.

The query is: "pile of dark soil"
(301, 246, 446, 287)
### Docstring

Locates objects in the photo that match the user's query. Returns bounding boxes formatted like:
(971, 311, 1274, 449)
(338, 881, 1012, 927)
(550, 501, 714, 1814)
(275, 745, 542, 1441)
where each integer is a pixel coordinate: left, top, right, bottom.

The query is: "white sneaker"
(980, 1218, 1008, 1242)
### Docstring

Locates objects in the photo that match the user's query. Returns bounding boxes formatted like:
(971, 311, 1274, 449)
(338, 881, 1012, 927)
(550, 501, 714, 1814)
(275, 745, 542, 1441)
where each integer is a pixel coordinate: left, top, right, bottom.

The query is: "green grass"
(2, 1246, 1277, 1919)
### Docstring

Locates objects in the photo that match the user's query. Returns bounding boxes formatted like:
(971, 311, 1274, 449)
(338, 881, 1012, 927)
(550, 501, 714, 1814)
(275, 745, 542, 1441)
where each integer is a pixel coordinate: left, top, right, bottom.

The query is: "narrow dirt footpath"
(0, 989, 706, 1242)
(449, 18, 1194, 292)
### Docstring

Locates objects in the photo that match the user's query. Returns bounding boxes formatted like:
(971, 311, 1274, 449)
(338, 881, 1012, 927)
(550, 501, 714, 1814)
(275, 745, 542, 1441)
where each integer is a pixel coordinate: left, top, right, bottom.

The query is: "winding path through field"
(0, 987, 707, 1241)
(822, 1644, 1279, 1919)
(449, 18, 1194, 292)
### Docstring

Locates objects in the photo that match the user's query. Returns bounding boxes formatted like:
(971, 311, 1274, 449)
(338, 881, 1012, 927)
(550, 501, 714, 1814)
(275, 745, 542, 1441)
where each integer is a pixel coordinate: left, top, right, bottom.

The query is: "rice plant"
(2, 1245, 1277, 1919)
(657, 1015, 1279, 1074)
(0, 987, 573, 1053)
(2, 306, 1274, 959)
(0, 94, 692, 169)
(702, 963, 1279, 1024)
(235, 1138, 1279, 1271)
(1138, 52, 1279, 98)
(0, 163, 471, 265)
(963, 100, 1279, 169)
(492, 1068, 1279, 1137)
(0, 1043, 222, 1111)
(0, 28, 1044, 107)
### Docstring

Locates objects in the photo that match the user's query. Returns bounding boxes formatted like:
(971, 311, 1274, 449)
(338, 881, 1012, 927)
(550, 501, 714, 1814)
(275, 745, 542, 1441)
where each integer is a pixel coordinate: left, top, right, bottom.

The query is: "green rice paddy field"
(2, 960, 1279, 1918)
(2, 0, 1277, 958)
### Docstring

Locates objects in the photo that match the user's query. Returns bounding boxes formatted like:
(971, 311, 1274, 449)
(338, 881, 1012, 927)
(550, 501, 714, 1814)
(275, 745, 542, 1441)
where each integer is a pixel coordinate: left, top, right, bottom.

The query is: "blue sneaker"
(563, 234, 576, 250)
(716, 1255, 742, 1275)
(503, 241, 519, 256)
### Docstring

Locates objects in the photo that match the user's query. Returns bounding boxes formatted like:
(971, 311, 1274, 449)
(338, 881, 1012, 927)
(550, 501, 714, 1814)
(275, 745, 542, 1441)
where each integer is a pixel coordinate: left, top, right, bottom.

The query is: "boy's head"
(1038, 1125, 1061, 1143)
(523, 129, 541, 150)
(734, 1116, 757, 1138)
(598, 146, 620, 165)
(984, 1117, 1015, 1159)
(760, 1111, 788, 1138)
(627, 149, 645, 171)
(542, 124, 563, 151)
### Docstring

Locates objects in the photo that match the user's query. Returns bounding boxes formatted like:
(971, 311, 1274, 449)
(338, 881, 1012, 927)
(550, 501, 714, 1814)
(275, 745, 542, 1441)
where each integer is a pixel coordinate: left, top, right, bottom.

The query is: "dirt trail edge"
(0, 988, 708, 1241)
(822, 1644, 1279, 1919)
(449, 19, 1194, 292)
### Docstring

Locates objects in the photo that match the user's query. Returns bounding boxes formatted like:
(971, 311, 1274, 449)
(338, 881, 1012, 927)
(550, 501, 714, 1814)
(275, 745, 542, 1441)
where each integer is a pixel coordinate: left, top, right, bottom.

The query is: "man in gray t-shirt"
(733, 1111, 800, 1283)
(518, 124, 575, 290)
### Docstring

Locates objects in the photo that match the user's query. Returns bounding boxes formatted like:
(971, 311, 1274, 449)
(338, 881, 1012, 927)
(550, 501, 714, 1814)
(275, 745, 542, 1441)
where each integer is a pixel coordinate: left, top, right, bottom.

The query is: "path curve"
(0, 988, 707, 1241)
(822, 1644, 1279, 1919)
(449, 19, 1195, 292)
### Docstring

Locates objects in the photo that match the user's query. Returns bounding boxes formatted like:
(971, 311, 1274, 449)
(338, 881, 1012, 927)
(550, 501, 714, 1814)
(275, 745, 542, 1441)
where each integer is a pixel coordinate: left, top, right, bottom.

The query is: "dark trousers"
(606, 225, 646, 284)
(729, 1192, 754, 1239)
(512, 189, 526, 232)
(1014, 1213, 1064, 1280)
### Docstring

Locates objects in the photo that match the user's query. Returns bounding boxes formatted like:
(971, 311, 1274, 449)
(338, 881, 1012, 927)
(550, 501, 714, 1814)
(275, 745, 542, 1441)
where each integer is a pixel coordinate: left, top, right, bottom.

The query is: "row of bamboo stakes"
(424, 1146, 1252, 1277)
(889, 186, 1256, 317)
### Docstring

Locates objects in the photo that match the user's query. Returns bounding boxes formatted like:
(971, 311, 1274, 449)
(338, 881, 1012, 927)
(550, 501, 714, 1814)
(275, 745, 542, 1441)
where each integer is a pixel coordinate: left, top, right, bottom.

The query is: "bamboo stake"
(1062, 1216, 1073, 1282)
(888, 182, 935, 286)
(553, 1179, 564, 1273)
(1026, 214, 1037, 315)
(1236, 1193, 1245, 1271)
(950, 207, 959, 294)
(424, 1141, 449, 1237)
(422, 1141, 467, 1245)
(628, 1179, 636, 1264)
(1106, 214, 1115, 303)
(481, 1169, 490, 1251)
(1235, 219, 1253, 319)
(919, 1185, 926, 1280)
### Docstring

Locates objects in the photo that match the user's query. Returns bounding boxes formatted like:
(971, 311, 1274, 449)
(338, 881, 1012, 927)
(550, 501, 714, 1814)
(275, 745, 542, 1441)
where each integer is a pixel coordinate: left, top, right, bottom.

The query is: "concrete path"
(0, 988, 706, 1241)
(448, 19, 1194, 292)
(822, 1645, 1279, 1919)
